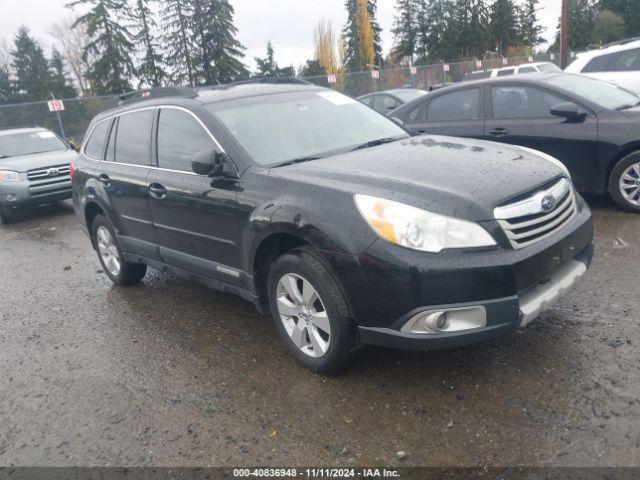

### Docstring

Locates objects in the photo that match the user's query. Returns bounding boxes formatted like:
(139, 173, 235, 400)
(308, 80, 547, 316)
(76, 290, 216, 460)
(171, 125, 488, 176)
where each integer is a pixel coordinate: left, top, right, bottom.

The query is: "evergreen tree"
(49, 49, 78, 99)
(597, 0, 639, 39)
(415, 0, 430, 61)
(191, 0, 248, 85)
(447, 0, 489, 59)
(299, 59, 325, 77)
(132, 0, 165, 87)
(254, 42, 295, 77)
(489, 0, 520, 55)
(518, 0, 544, 49)
(550, 0, 596, 52)
(342, 0, 377, 71)
(423, 0, 455, 61)
(67, 0, 136, 95)
(392, 0, 418, 61)
(367, 0, 384, 66)
(11, 27, 52, 101)
(161, 0, 197, 86)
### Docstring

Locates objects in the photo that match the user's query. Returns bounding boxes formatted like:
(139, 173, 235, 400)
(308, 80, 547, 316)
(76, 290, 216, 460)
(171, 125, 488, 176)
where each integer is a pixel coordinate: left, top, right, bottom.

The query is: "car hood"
(272, 135, 565, 221)
(0, 149, 78, 173)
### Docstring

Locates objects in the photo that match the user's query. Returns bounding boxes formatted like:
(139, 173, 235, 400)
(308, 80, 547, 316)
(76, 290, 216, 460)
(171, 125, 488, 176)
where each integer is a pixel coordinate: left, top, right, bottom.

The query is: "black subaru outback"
(72, 81, 593, 373)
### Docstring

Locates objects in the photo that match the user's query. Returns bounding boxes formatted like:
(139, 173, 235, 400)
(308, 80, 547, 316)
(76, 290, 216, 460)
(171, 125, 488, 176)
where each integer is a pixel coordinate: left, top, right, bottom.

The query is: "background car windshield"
(394, 90, 428, 102)
(0, 131, 66, 158)
(537, 63, 561, 73)
(208, 91, 408, 166)
(544, 74, 640, 110)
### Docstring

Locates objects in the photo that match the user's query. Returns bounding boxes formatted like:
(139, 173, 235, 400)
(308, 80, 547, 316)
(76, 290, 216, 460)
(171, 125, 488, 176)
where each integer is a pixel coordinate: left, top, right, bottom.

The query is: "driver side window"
(157, 108, 217, 172)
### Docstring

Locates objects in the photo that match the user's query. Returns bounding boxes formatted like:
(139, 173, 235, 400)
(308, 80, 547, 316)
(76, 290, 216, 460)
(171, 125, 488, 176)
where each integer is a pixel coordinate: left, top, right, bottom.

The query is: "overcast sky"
(0, 0, 561, 70)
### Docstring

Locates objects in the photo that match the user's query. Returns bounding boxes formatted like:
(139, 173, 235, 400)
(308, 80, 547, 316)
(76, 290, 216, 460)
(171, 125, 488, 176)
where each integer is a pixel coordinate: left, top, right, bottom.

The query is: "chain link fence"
(0, 53, 560, 143)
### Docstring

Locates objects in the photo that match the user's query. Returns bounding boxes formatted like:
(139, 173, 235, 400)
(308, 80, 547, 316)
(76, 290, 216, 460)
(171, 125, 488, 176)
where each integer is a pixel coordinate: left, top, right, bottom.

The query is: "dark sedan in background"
(358, 88, 428, 115)
(391, 73, 640, 212)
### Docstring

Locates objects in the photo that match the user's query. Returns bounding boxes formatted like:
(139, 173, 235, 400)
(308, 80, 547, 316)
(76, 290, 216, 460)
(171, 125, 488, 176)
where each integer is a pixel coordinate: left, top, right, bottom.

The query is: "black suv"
(73, 82, 594, 373)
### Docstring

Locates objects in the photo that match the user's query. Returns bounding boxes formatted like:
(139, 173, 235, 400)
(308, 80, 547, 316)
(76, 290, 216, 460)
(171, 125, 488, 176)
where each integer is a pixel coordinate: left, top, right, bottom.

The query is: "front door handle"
(98, 174, 111, 186)
(148, 183, 167, 200)
(489, 127, 510, 137)
(414, 129, 427, 134)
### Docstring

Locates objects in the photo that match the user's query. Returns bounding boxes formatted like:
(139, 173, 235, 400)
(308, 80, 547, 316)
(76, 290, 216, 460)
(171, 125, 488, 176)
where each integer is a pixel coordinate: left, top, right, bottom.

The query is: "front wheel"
(91, 214, 147, 286)
(0, 206, 14, 225)
(609, 152, 640, 212)
(267, 247, 357, 374)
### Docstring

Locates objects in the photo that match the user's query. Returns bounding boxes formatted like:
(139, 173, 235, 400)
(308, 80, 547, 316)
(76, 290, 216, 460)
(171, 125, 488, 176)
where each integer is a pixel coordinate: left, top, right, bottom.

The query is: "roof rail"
(204, 76, 313, 91)
(0, 124, 43, 131)
(600, 36, 640, 49)
(99, 86, 198, 112)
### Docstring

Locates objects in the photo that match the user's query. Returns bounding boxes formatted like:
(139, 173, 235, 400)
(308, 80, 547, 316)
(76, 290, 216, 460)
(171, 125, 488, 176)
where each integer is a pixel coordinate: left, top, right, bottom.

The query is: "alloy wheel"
(96, 226, 121, 277)
(275, 273, 331, 358)
(619, 162, 640, 207)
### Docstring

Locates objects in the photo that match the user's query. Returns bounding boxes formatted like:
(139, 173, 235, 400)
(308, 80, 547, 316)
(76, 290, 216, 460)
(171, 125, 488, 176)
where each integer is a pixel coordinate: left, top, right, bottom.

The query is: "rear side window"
(114, 110, 154, 166)
(614, 49, 640, 71)
(518, 66, 536, 73)
(497, 69, 515, 77)
(84, 121, 109, 159)
(157, 108, 216, 172)
(427, 89, 480, 122)
(583, 53, 617, 73)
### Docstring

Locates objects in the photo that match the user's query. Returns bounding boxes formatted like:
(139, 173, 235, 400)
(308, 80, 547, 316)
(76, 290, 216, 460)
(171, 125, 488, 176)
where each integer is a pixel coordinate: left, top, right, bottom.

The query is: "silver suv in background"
(0, 127, 78, 224)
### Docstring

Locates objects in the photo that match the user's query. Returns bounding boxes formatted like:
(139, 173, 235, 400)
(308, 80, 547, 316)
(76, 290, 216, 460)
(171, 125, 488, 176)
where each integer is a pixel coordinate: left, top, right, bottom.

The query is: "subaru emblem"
(541, 195, 556, 212)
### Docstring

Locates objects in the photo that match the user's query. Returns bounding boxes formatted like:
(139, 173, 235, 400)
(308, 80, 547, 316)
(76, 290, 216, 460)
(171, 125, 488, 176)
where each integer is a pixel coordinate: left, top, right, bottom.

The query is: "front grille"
(27, 164, 70, 181)
(494, 178, 577, 250)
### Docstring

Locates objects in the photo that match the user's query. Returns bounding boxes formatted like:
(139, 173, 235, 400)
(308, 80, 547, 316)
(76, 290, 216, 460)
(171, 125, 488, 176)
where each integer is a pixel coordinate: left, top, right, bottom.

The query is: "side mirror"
(191, 149, 237, 179)
(550, 102, 584, 121)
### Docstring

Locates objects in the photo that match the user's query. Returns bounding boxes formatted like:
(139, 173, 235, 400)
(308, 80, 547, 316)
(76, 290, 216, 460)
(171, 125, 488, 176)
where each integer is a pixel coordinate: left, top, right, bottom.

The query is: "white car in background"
(565, 38, 640, 94)
(464, 62, 561, 81)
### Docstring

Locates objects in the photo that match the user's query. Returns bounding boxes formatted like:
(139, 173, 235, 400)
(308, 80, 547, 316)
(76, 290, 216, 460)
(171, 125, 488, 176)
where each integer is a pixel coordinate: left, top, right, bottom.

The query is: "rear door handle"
(489, 127, 510, 137)
(98, 174, 111, 186)
(148, 183, 167, 200)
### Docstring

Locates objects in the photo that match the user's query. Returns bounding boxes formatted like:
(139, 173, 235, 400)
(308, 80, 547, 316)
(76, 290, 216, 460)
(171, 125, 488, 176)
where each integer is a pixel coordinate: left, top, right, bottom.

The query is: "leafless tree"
(0, 38, 11, 73)
(49, 16, 94, 95)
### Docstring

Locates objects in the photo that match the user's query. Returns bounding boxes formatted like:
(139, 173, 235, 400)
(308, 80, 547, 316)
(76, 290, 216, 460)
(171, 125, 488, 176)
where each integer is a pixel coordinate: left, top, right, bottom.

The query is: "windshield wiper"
(348, 136, 405, 152)
(616, 100, 640, 110)
(274, 155, 324, 168)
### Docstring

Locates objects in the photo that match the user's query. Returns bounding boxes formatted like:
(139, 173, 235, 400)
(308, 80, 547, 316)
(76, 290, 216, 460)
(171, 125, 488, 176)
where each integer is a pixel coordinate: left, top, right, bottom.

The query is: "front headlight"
(0, 170, 19, 182)
(354, 194, 496, 253)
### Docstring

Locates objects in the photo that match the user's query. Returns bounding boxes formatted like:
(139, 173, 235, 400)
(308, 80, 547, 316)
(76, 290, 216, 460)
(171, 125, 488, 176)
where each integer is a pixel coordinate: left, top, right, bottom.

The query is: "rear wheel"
(267, 247, 357, 374)
(91, 214, 147, 286)
(610, 152, 640, 212)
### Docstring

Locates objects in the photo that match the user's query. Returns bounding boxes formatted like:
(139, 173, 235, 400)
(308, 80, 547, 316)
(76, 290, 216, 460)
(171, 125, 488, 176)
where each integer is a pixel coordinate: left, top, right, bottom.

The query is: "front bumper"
(0, 177, 72, 209)
(332, 200, 593, 351)
(357, 245, 592, 350)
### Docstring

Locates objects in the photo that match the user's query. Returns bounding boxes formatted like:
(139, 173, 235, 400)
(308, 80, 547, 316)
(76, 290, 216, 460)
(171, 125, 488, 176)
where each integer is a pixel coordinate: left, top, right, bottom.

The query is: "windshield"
(394, 90, 428, 102)
(537, 63, 561, 73)
(0, 130, 67, 158)
(207, 90, 408, 166)
(544, 74, 640, 110)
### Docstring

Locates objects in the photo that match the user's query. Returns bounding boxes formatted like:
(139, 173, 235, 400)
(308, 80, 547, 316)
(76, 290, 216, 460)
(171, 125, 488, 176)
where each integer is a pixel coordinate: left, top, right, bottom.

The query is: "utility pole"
(560, 0, 570, 69)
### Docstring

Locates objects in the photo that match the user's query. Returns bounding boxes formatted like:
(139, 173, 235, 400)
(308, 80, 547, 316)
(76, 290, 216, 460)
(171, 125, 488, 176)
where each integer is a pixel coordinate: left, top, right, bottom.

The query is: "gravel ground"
(0, 198, 638, 467)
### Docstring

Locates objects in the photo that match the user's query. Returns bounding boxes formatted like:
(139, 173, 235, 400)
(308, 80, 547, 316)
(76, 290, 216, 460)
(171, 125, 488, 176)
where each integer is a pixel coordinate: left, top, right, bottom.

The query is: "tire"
(609, 151, 640, 213)
(0, 206, 14, 225)
(90, 214, 147, 286)
(267, 246, 357, 374)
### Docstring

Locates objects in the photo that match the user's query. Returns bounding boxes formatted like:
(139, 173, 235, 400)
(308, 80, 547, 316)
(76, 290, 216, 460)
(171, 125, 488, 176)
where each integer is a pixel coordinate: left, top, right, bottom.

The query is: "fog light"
(401, 306, 486, 335)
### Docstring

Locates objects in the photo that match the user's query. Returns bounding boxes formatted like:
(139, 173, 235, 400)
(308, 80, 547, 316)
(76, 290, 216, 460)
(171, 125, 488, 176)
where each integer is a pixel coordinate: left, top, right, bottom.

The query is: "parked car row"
(70, 81, 594, 373)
